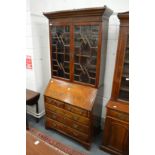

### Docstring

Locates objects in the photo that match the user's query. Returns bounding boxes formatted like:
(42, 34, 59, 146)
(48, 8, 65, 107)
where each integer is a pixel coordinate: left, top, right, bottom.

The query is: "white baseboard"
(27, 110, 45, 118)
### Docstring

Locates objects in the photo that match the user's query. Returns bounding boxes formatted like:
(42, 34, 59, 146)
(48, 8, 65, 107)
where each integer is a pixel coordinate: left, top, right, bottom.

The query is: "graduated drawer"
(64, 104, 89, 117)
(46, 117, 64, 131)
(46, 117, 89, 142)
(46, 110, 89, 134)
(45, 102, 90, 126)
(107, 109, 129, 122)
(44, 96, 64, 108)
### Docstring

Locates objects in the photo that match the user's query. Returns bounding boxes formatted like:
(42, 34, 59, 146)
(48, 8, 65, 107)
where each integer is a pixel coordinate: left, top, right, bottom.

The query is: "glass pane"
(74, 25, 99, 85)
(118, 35, 129, 101)
(51, 26, 70, 79)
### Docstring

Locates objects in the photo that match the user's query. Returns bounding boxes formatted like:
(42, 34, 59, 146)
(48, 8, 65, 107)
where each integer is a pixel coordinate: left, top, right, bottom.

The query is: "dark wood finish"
(44, 78, 98, 149)
(43, 7, 113, 88)
(43, 7, 112, 20)
(101, 12, 129, 155)
(26, 89, 40, 123)
(26, 131, 63, 155)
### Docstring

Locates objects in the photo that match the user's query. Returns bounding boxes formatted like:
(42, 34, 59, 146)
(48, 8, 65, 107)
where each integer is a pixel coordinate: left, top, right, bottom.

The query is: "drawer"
(64, 111, 90, 126)
(65, 104, 89, 117)
(46, 117, 89, 142)
(107, 109, 129, 122)
(46, 117, 65, 131)
(66, 125, 89, 142)
(46, 110, 89, 134)
(45, 102, 65, 115)
(45, 96, 64, 108)
(45, 103, 90, 126)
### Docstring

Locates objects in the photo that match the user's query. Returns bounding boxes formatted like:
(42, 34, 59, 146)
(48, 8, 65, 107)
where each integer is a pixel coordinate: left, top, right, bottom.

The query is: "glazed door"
(118, 34, 129, 101)
(73, 24, 100, 86)
(50, 25, 71, 80)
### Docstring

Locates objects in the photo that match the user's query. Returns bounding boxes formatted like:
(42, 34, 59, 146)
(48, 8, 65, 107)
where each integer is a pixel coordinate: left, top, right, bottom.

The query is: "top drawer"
(64, 104, 89, 117)
(45, 96, 89, 117)
(107, 109, 129, 122)
(45, 96, 64, 108)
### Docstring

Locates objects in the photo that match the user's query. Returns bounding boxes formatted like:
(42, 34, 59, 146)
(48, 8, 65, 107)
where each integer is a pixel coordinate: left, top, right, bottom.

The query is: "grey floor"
(27, 115, 110, 155)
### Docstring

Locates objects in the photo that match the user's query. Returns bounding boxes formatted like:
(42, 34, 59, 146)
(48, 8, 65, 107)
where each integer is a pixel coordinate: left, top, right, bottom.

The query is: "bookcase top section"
(44, 78, 97, 111)
(118, 12, 129, 20)
(43, 6, 113, 20)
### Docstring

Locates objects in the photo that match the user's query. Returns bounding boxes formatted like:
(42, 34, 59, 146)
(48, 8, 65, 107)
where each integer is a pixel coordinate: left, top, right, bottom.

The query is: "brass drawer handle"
(57, 102, 63, 106)
(113, 105, 117, 108)
(73, 116, 78, 120)
(53, 123, 57, 127)
(117, 114, 127, 120)
(52, 115, 56, 119)
(52, 109, 57, 112)
(80, 111, 83, 115)
(67, 106, 71, 111)
(73, 124, 78, 129)
(49, 99, 53, 103)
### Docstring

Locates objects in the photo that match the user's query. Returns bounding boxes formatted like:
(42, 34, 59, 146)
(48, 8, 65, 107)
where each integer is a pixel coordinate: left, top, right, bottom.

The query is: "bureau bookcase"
(43, 7, 112, 149)
(100, 12, 129, 155)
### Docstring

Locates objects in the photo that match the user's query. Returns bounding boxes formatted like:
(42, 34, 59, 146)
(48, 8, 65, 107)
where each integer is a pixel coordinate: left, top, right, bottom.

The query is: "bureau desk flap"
(44, 78, 97, 111)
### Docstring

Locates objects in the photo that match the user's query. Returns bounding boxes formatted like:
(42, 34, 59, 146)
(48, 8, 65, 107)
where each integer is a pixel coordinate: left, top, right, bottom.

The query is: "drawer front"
(65, 111, 89, 126)
(65, 125, 89, 142)
(46, 117, 65, 131)
(45, 96, 64, 108)
(45, 102, 90, 126)
(46, 110, 89, 134)
(46, 117, 89, 142)
(45, 102, 65, 115)
(107, 109, 129, 122)
(65, 104, 89, 117)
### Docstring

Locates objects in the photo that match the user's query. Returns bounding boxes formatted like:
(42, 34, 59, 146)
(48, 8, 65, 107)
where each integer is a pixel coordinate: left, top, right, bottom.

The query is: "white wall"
(26, 0, 51, 117)
(26, 0, 129, 121)
(29, 0, 128, 15)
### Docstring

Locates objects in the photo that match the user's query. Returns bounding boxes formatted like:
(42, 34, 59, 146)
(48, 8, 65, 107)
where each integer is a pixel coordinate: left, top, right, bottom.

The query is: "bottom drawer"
(45, 117, 89, 142)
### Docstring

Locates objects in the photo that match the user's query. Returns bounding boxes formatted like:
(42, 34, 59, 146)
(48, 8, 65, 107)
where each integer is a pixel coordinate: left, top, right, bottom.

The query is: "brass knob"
(52, 115, 56, 119)
(73, 116, 78, 120)
(113, 105, 117, 108)
(67, 106, 71, 111)
(53, 109, 57, 112)
(73, 124, 78, 128)
(53, 123, 56, 127)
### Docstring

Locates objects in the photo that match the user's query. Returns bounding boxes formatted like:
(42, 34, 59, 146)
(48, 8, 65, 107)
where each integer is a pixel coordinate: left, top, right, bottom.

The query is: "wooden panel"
(46, 110, 89, 134)
(45, 102, 90, 126)
(101, 117, 129, 155)
(44, 78, 97, 111)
